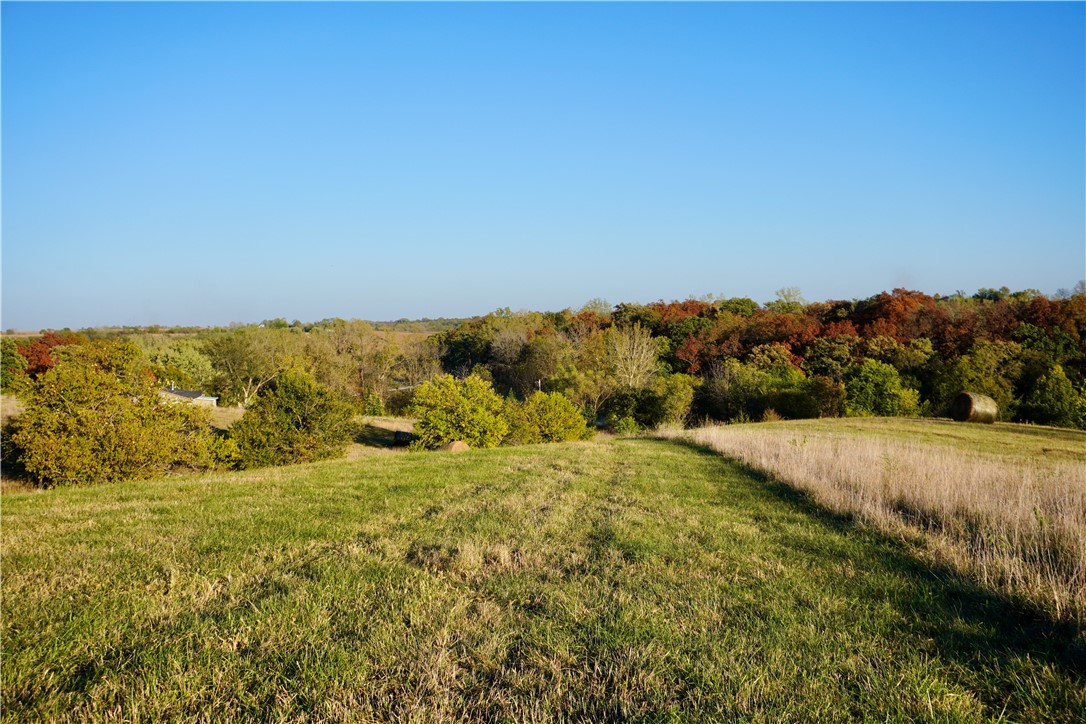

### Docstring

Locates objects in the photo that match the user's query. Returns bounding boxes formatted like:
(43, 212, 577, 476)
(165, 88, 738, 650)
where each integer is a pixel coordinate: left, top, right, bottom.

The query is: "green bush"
(361, 390, 385, 416)
(645, 374, 697, 426)
(231, 370, 354, 468)
(505, 391, 590, 445)
(1019, 365, 1083, 428)
(408, 374, 509, 449)
(697, 359, 767, 423)
(6, 341, 227, 487)
(844, 359, 918, 417)
(611, 415, 641, 435)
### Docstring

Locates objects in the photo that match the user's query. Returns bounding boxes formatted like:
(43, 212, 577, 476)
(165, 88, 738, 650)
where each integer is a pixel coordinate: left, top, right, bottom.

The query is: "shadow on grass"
(355, 424, 396, 448)
(642, 437, 1086, 689)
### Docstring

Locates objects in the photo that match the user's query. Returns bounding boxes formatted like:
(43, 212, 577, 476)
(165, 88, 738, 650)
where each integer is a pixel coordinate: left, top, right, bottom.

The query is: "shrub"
(611, 415, 641, 435)
(231, 370, 354, 468)
(1019, 365, 1082, 428)
(6, 341, 226, 487)
(384, 388, 414, 416)
(505, 391, 590, 445)
(362, 391, 385, 416)
(844, 359, 918, 417)
(697, 359, 767, 423)
(408, 374, 509, 449)
(644, 374, 697, 426)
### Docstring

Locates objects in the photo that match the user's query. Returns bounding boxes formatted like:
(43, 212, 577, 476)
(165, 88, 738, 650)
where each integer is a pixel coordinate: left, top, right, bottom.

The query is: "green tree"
(6, 341, 226, 487)
(716, 296, 759, 317)
(134, 334, 215, 390)
(409, 374, 509, 449)
(552, 329, 618, 421)
(844, 359, 919, 417)
(698, 359, 767, 423)
(1, 338, 28, 391)
(205, 329, 298, 407)
(647, 373, 697, 425)
(231, 370, 354, 468)
(801, 336, 858, 383)
(764, 286, 806, 314)
(1019, 365, 1082, 428)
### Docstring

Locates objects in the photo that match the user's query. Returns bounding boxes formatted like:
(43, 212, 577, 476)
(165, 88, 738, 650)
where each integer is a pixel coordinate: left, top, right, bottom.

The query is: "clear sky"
(2, 1, 1084, 329)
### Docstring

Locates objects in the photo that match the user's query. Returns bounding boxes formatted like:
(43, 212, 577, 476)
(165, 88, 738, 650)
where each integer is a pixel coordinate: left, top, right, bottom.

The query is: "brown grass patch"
(659, 422, 1086, 627)
(208, 405, 245, 431)
(1, 394, 25, 425)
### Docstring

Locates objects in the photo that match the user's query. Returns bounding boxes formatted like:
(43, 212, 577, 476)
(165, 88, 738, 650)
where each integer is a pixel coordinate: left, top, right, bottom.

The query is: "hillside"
(3, 433, 1083, 721)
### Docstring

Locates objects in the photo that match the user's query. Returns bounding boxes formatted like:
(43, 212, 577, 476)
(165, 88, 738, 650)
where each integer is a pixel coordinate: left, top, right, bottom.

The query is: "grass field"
(2, 434, 1084, 721)
(661, 418, 1086, 631)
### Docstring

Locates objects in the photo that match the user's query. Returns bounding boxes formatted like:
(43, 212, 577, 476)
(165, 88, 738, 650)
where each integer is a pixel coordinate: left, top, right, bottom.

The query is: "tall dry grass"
(659, 424, 1086, 628)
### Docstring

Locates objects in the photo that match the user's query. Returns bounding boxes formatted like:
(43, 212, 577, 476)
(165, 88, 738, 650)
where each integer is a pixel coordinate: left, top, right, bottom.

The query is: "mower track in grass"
(2, 438, 1083, 721)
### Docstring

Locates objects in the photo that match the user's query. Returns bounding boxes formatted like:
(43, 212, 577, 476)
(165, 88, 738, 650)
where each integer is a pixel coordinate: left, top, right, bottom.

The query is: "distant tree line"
(2, 285, 1084, 487)
(431, 286, 1086, 430)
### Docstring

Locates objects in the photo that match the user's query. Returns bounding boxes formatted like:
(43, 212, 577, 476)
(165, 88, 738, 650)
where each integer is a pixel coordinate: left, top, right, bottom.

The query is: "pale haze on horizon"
(2, 2, 1083, 330)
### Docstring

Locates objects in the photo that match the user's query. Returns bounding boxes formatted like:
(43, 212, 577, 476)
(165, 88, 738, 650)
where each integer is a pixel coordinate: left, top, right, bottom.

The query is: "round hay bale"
(949, 392, 998, 424)
(439, 440, 470, 452)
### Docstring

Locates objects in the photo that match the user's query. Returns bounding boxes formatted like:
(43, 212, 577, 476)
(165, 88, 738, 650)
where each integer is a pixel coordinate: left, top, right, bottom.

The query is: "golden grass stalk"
(659, 424, 1086, 627)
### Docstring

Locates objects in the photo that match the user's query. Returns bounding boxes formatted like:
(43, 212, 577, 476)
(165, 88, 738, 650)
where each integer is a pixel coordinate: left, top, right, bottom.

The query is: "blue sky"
(3, 2, 1083, 329)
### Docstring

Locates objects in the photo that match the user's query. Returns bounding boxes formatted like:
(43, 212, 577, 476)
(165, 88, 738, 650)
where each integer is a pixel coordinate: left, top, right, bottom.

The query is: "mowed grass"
(3, 439, 1084, 721)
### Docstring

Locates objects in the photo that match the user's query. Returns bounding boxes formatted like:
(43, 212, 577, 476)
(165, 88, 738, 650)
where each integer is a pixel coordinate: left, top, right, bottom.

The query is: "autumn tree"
(17, 331, 85, 378)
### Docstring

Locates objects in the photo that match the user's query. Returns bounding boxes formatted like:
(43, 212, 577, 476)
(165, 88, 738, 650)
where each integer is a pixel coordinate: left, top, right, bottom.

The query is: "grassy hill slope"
(3, 435, 1083, 721)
